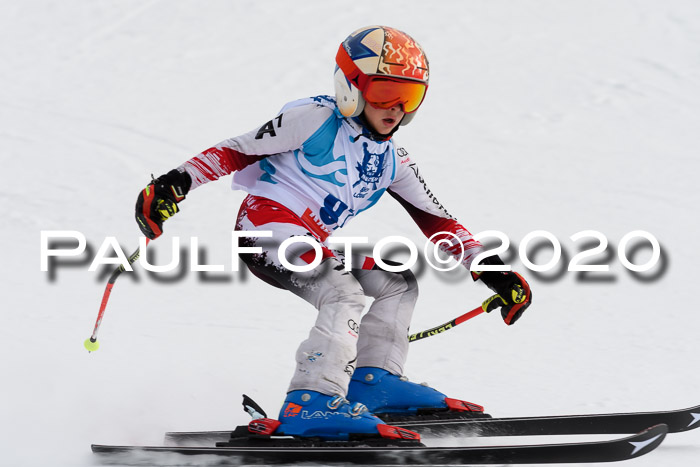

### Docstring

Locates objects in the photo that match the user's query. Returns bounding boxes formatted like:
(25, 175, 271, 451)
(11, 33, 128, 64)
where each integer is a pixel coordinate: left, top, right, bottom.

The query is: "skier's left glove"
(472, 256, 532, 325)
(135, 169, 191, 240)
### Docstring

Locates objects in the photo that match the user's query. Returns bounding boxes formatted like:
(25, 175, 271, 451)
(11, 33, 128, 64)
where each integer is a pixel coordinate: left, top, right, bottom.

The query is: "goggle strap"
(336, 44, 370, 92)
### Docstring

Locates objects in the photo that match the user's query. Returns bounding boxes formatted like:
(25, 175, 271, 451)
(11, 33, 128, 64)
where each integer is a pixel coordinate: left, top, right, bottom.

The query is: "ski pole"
(84, 239, 149, 352)
(408, 293, 499, 342)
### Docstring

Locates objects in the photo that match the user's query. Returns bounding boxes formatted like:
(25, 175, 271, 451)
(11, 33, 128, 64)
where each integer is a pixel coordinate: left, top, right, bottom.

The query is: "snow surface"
(2, 0, 699, 466)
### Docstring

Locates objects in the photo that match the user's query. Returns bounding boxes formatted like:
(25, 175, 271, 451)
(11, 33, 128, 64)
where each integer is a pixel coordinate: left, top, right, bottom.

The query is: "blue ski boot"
(275, 390, 419, 441)
(347, 367, 486, 421)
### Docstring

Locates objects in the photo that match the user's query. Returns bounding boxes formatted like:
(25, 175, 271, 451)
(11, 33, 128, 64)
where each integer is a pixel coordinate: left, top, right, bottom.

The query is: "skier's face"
(362, 103, 404, 135)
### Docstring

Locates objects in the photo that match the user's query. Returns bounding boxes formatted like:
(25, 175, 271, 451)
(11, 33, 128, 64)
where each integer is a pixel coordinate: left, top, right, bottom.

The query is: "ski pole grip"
(481, 293, 506, 314)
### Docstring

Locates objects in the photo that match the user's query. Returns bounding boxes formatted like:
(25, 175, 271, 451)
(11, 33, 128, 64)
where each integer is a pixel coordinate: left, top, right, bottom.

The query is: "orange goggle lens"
(363, 77, 427, 113)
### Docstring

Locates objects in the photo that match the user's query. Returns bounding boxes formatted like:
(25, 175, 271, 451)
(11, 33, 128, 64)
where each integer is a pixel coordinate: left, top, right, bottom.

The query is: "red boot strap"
(248, 418, 282, 435)
(445, 397, 484, 412)
(377, 424, 421, 441)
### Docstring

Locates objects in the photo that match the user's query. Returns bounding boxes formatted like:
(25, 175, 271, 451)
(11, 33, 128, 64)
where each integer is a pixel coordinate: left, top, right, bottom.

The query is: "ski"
(92, 424, 667, 465)
(163, 402, 700, 444)
(397, 402, 700, 437)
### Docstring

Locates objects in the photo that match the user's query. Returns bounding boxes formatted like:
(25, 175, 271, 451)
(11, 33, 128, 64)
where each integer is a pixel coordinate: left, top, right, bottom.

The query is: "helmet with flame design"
(334, 26, 429, 126)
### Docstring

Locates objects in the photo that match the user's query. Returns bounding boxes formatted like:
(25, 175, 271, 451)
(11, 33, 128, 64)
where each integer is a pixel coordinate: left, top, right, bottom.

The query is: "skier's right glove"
(135, 169, 192, 239)
(472, 255, 532, 325)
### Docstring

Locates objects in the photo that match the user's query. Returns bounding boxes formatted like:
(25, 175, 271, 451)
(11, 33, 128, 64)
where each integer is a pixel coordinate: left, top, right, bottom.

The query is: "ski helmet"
(334, 26, 429, 126)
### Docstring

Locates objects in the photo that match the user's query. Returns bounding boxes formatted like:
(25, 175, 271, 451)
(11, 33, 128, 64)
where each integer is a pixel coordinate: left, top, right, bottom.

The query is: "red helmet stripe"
(336, 44, 371, 92)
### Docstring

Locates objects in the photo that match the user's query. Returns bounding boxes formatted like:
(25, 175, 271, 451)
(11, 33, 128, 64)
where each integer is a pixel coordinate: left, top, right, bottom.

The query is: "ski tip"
(678, 407, 700, 432)
(628, 424, 668, 458)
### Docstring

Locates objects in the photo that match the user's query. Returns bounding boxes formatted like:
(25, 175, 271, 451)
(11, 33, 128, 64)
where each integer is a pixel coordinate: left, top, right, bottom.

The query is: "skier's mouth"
(382, 118, 396, 126)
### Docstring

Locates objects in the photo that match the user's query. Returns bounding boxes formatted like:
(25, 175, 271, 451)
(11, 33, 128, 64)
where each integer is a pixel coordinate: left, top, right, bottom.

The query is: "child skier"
(135, 26, 532, 441)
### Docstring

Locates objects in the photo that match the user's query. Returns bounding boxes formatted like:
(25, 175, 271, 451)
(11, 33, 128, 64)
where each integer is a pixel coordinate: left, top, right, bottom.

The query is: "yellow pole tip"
(84, 338, 100, 352)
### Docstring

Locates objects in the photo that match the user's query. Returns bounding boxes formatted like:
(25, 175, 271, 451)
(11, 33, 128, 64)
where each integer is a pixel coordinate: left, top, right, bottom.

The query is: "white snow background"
(2, 0, 699, 466)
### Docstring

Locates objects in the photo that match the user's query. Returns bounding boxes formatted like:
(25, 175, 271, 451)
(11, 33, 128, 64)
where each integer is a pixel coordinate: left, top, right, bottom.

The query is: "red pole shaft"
(454, 306, 486, 326)
(87, 239, 148, 343)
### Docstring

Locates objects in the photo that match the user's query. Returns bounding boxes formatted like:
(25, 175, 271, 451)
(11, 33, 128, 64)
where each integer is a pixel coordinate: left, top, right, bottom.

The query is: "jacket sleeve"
(388, 145, 483, 270)
(178, 104, 334, 189)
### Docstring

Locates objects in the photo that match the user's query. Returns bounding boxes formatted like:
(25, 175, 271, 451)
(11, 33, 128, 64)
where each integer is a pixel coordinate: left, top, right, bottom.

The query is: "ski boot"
(347, 367, 489, 423)
(218, 393, 421, 448)
(273, 390, 419, 442)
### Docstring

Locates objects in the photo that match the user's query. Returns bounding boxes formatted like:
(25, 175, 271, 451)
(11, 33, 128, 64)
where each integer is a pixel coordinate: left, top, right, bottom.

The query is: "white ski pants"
(236, 195, 419, 396)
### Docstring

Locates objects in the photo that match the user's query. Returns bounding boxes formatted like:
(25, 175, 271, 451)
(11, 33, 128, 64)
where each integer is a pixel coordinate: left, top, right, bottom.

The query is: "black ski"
(398, 402, 700, 437)
(163, 402, 700, 444)
(92, 424, 667, 465)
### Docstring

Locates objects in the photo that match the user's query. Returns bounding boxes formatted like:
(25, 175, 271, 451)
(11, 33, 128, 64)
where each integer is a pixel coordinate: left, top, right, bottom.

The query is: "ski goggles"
(362, 77, 427, 112)
(336, 45, 428, 113)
